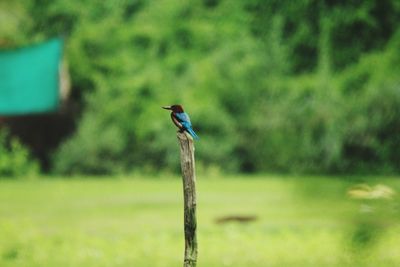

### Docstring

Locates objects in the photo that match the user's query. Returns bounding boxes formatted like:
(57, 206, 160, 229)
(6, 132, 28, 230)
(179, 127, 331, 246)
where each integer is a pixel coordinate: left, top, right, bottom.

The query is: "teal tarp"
(0, 38, 62, 115)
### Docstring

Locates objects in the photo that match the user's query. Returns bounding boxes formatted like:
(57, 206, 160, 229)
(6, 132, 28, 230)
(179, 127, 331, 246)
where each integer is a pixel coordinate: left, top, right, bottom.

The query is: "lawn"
(0, 175, 400, 267)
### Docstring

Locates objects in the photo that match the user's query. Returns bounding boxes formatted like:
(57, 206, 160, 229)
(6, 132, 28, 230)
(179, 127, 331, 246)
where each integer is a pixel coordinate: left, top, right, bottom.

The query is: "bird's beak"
(162, 106, 172, 110)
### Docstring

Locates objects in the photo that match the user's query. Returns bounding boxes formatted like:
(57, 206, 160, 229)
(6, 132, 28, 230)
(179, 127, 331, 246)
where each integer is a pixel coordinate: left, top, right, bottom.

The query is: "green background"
(1, 0, 399, 175)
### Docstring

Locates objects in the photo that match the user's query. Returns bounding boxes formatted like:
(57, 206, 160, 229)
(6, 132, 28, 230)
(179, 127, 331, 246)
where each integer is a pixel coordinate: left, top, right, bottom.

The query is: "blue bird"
(162, 105, 199, 140)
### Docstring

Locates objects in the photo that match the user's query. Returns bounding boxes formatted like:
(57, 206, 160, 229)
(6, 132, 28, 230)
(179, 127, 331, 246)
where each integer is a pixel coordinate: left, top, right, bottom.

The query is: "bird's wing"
(175, 112, 192, 124)
(171, 113, 183, 128)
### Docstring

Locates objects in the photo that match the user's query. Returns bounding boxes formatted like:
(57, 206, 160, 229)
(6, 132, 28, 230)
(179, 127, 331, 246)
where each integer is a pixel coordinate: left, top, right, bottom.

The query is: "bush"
(0, 130, 39, 178)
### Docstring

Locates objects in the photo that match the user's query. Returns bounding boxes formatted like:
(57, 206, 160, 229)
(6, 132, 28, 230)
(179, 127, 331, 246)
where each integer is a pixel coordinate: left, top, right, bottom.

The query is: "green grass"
(1, 175, 400, 267)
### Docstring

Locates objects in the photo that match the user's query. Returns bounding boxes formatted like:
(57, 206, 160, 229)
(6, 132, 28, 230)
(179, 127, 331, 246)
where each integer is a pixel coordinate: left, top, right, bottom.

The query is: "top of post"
(177, 131, 193, 142)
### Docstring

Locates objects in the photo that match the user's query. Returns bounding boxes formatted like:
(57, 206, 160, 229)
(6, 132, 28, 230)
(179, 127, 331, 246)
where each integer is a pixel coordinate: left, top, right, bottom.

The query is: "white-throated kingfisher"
(162, 105, 199, 140)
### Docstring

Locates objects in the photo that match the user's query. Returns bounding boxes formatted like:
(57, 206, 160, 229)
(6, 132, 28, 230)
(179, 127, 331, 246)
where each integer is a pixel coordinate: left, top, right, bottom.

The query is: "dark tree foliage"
(1, 0, 400, 175)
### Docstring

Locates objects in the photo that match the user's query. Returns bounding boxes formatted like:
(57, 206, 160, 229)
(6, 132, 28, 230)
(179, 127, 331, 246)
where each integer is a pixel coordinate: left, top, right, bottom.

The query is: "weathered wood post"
(177, 131, 198, 267)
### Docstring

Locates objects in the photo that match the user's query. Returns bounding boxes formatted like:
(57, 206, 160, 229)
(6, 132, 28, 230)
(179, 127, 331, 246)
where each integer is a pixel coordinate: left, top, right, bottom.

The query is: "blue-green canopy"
(0, 38, 62, 115)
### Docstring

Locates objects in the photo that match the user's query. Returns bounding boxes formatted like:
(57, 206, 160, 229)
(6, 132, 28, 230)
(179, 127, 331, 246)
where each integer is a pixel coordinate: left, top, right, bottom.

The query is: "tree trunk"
(177, 132, 198, 267)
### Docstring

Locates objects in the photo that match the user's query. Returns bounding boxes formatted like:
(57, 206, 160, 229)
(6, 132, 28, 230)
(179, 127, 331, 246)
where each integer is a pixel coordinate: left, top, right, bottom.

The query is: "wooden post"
(177, 132, 198, 267)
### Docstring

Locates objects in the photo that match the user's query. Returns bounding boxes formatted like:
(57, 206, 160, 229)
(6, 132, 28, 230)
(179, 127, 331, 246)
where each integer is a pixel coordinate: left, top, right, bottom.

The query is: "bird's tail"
(186, 127, 199, 140)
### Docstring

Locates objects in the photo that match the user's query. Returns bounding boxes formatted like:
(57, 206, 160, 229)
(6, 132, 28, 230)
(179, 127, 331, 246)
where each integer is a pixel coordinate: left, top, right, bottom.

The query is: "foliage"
(2, 0, 400, 174)
(0, 130, 39, 178)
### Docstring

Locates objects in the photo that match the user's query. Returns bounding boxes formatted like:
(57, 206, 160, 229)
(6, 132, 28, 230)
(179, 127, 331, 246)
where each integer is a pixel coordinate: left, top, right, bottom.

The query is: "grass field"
(1, 175, 400, 267)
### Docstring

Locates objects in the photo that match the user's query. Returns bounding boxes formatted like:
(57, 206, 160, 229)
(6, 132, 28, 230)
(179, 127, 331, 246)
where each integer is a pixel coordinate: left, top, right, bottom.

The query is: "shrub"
(0, 130, 39, 178)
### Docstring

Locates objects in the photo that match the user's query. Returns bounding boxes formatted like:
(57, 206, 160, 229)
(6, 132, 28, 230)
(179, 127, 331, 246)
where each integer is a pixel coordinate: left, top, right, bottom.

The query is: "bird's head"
(162, 104, 184, 113)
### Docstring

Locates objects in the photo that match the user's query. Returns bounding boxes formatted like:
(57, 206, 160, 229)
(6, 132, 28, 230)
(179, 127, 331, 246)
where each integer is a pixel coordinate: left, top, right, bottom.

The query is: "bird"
(162, 105, 199, 140)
